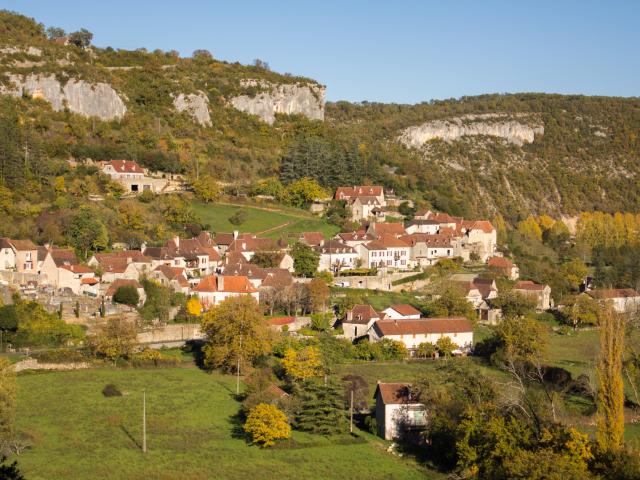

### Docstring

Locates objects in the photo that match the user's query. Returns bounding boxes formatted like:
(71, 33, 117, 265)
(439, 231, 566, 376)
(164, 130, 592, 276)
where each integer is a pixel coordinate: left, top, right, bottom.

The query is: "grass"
(14, 366, 439, 480)
(192, 201, 340, 239)
(331, 287, 424, 311)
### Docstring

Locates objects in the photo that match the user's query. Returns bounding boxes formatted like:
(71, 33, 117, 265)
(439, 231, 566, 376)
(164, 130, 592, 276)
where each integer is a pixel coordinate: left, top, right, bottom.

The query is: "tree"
(112, 285, 140, 307)
(192, 175, 220, 203)
(563, 294, 601, 329)
(138, 279, 171, 324)
(290, 242, 319, 278)
(185, 296, 202, 317)
(559, 259, 588, 291)
(377, 338, 408, 360)
(243, 403, 291, 447)
(284, 178, 327, 208)
(0, 456, 24, 480)
(596, 307, 625, 453)
(342, 374, 369, 411)
(251, 250, 281, 268)
(307, 278, 329, 312)
(68, 208, 109, 258)
(436, 337, 456, 357)
(491, 290, 537, 318)
(228, 209, 248, 225)
(192, 49, 213, 60)
(0, 358, 16, 440)
(425, 285, 476, 320)
(68, 28, 93, 48)
(252, 58, 270, 70)
(294, 379, 347, 435)
(416, 342, 437, 358)
(517, 215, 543, 242)
(46, 26, 66, 40)
(89, 317, 137, 365)
(201, 296, 272, 371)
(282, 346, 323, 381)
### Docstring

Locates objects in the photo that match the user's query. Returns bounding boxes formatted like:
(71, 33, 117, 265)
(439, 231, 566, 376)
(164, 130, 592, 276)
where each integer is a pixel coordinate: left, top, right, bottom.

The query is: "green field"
(192, 201, 340, 239)
(14, 366, 438, 480)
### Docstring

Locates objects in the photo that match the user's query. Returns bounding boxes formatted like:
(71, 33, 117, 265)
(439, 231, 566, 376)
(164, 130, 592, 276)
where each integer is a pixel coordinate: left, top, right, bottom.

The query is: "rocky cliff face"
(398, 113, 544, 148)
(172, 91, 211, 126)
(229, 80, 325, 124)
(1, 73, 126, 121)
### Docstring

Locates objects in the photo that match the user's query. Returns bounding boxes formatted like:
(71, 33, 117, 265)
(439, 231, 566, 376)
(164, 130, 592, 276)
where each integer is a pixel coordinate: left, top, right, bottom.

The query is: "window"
(401, 260, 406, 266)
(387, 260, 391, 266)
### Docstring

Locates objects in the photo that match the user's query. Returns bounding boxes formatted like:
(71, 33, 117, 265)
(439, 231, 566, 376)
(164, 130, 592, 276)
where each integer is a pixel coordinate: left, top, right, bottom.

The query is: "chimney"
(140, 242, 147, 253)
(174, 236, 180, 248)
(217, 275, 224, 291)
(233, 230, 239, 240)
(126, 257, 132, 264)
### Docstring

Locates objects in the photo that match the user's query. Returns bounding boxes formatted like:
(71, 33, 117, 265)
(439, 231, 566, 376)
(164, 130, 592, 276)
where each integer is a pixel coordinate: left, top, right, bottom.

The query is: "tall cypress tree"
(294, 378, 348, 435)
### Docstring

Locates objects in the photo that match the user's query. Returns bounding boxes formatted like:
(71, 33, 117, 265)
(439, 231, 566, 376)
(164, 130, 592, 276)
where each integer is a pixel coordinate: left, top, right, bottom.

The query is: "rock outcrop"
(1, 73, 127, 121)
(172, 91, 211, 126)
(229, 79, 325, 124)
(398, 114, 544, 148)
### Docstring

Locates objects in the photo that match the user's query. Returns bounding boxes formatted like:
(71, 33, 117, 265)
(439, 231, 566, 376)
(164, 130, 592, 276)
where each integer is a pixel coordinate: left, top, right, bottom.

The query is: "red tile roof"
(514, 280, 547, 291)
(370, 223, 406, 236)
(387, 304, 421, 316)
(61, 264, 94, 274)
(488, 256, 515, 269)
(346, 304, 382, 324)
(335, 185, 384, 200)
(105, 160, 145, 174)
(374, 382, 414, 404)
(194, 275, 257, 293)
(299, 232, 325, 247)
(374, 317, 472, 336)
(269, 316, 295, 326)
(465, 220, 495, 234)
(587, 288, 640, 299)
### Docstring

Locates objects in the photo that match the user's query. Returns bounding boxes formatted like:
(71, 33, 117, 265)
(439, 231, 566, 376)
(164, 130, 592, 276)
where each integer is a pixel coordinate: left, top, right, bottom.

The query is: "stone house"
(341, 304, 383, 340)
(193, 275, 259, 310)
(149, 265, 190, 294)
(315, 240, 359, 273)
(513, 280, 552, 310)
(487, 256, 519, 280)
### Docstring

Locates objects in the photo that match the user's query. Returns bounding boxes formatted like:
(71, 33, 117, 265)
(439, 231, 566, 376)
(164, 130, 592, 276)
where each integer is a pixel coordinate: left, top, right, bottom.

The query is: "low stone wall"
(136, 323, 203, 344)
(0, 270, 41, 286)
(13, 358, 89, 372)
(334, 271, 420, 291)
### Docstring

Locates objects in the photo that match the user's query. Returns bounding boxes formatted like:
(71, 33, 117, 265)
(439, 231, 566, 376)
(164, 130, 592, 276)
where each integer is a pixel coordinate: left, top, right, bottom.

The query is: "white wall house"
(316, 240, 359, 272)
(382, 305, 421, 319)
(374, 382, 426, 440)
(370, 317, 473, 354)
(359, 236, 412, 269)
(194, 275, 259, 310)
(587, 288, 640, 314)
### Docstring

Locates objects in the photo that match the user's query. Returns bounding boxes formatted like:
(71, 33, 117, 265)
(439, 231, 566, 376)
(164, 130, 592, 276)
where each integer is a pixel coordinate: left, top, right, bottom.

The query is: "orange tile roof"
(269, 316, 295, 326)
(194, 275, 257, 293)
(387, 304, 421, 316)
(374, 383, 414, 404)
(374, 317, 472, 336)
(514, 280, 546, 291)
(106, 160, 145, 173)
(488, 256, 515, 269)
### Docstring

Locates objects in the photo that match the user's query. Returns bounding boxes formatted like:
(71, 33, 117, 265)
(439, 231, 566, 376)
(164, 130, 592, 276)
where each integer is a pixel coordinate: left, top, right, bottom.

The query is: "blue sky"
(4, 0, 639, 103)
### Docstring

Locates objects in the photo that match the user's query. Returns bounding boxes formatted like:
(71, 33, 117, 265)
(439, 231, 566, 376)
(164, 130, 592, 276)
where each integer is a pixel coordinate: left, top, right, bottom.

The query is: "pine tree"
(293, 378, 348, 435)
(596, 307, 625, 453)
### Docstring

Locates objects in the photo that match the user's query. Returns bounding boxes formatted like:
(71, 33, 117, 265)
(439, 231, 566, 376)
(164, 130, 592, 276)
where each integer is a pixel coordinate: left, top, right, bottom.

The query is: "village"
(2, 160, 639, 446)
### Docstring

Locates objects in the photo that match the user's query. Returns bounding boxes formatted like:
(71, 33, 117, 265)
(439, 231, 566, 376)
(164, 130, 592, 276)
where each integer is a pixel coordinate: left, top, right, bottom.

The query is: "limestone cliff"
(1, 73, 126, 121)
(229, 79, 325, 124)
(173, 91, 211, 126)
(398, 113, 544, 148)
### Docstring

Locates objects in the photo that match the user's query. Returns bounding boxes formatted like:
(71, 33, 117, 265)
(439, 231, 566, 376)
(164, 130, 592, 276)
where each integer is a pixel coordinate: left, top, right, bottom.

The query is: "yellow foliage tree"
(537, 214, 556, 232)
(243, 403, 291, 447)
(186, 296, 202, 317)
(517, 215, 542, 242)
(596, 307, 625, 453)
(0, 357, 17, 439)
(282, 346, 323, 381)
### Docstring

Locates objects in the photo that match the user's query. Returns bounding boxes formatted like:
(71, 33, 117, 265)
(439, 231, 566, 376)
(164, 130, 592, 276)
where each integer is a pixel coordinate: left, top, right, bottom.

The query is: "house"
(335, 185, 385, 205)
(315, 240, 359, 273)
(193, 275, 259, 309)
(382, 304, 422, 320)
(40, 248, 97, 293)
(227, 235, 285, 262)
(101, 160, 167, 193)
(359, 235, 412, 269)
(401, 233, 454, 267)
(370, 317, 474, 355)
(454, 278, 499, 322)
(487, 256, 519, 280)
(461, 221, 497, 262)
(335, 186, 386, 221)
(367, 222, 406, 238)
(587, 288, 640, 314)
(0, 238, 38, 272)
(404, 219, 440, 235)
(222, 263, 268, 288)
(341, 304, 384, 340)
(150, 265, 190, 294)
(374, 382, 426, 441)
(142, 233, 221, 277)
(335, 231, 377, 249)
(88, 251, 151, 283)
(296, 232, 325, 248)
(513, 280, 552, 310)
(261, 268, 294, 290)
(268, 316, 309, 332)
(348, 196, 383, 222)
(105, 279, 146, 305)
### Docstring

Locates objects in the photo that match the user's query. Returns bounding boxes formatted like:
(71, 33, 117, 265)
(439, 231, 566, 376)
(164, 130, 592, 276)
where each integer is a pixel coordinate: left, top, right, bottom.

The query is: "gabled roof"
(374, 382, 415, 405)
(364, 234, 411, 250)
(298, 232, 325, 247)
(228, 236, 280, 253)
(316, 240, 356, 254)
(386, 304, 421, 316)
(336, 232, 376, 242)
(335, 185, 384, 200)
(95, 251, 151, 264)
(345, 304, 382, 324)
(194, 275, 257, 293)
(370, 223, 406, 236)
(104, 160, 145, 174)
(49, 248, 78, 267)
(454, 278, 496, 299)
(349, 195, 381, 206)
(60, 264, 94, 274)
(106, 279, 142, 296)
(261, 268, 294, 288)
(224, 251, 249, 266)
(400, 233, 452, 248)
(514, 280, 547, 291)
(464, 220, 495, 234)
(374, 317, 472, 336)
(153, 264, 187, 280)
(6, 239, 38, 251)
(223, 263, 266, 280)
(587, 288, 640, 299)
(488, 256, 515, 269)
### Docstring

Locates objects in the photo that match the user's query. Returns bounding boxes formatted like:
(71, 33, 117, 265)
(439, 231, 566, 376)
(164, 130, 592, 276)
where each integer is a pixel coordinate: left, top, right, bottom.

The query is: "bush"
(102, 384, 122, 397)
(131, 348, 179, 367)
(243, 403, 291, 447)
(34, 349, 86, 364)
(228, 209, 248, 225)
(112, 285, 140, 306)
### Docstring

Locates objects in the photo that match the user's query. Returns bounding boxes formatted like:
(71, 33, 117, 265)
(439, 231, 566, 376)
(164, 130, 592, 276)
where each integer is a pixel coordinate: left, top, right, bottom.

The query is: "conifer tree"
(293, 378, 347, 435)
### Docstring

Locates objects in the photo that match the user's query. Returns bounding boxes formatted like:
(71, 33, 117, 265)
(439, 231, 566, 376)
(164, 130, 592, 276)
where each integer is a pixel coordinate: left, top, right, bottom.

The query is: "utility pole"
(349, 389, 354, 434)
(236, 334, 243, 396)
(142, 390, 147, 453)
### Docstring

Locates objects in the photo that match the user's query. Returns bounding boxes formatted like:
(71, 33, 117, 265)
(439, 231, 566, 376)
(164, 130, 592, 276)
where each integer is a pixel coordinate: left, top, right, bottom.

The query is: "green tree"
(290, 242, 319, 278)
(436, 336, 456, 357)
(596, 307, 625, 453)
(416, 342, 437, 358)
(294, 378, 347, 435)
(46, 26, 66, 40)
(491, 290, 537, 318)
(89, 317, 137, 365)
(112, 285, 140, 307)
(68, 28, 93, 48)
(193, 175, 220, 203)
(251, 250, 281, 268)
(0, 357, 16, 440)
(563, 294, 601, 329)
(68, 208, 109, 258)
(243, 403, 291, 447)
(425, 285, 476, 320)
(201, 296, 272, 371)
(138, 279, 171, 324)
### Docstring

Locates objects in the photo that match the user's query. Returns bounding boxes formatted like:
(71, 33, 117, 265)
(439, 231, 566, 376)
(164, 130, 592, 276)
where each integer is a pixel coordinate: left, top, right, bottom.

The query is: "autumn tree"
(201, 296, 272, 371)
(563, 294, 601, 329)
(0, 358, 16, 441)
(283, 177, 327, 208)
(596, 307, 625, 453)
(243, 403, 291, 447)
(425, 284, 476, 320)
(491, 290, 537, 318)
(290, 242, 319, 278)
(436, 336, 456, 357)
(416, 341, 437, 358)
(192, 175, 220, 203)
(185, 296, 202, 317)
(282, 346, 323, 381)
(517, 215, 543, 242)
(89, 317, 138, 365)
(307, 278, 329, 312)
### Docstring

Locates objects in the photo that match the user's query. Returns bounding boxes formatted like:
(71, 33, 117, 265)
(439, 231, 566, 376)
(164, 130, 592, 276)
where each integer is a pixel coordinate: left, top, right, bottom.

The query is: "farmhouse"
(487, 256, 519, 280)
(341, 304, 383, 340)
(587, 288, 640, 314)
(101, 160, 168, 193)
(370, 317, 473, 355)
(513, 280, 552, 311)
(193, 274, 259, 309)
(373, 382, 426, 441)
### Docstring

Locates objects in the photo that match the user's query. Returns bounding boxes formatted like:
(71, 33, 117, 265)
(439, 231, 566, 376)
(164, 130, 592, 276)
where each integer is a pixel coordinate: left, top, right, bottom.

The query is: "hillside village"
(1, 8, 640, 480)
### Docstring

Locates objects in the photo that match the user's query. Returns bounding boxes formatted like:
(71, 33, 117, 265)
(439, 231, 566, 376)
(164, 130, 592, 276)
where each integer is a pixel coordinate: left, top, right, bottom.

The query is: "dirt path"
(217, 201, 314, 219)
(256, 222, 292, 235)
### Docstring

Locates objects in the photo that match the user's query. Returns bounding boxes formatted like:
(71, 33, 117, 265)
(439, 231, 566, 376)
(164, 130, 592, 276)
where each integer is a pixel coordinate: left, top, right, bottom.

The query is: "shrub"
(228, 209, 248, 225)
(112, 285, 140, 306)
(243, 403, 291, 447)
(102, 384, 122, 397)
(415, 342, 437, 359)
(34, 349, 85, 364)
(131, 348, 178, 367)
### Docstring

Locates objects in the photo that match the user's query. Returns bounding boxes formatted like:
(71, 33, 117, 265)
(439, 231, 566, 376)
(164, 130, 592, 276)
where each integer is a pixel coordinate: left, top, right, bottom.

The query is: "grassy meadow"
(192, 201, 340, 239)
(14, 366, 437, 480)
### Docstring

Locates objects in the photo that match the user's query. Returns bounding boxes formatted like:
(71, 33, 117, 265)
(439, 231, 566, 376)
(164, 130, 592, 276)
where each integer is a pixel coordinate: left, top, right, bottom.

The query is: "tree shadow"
(182, 340, 206, 368)
(228, 409, 249, 441)
(120, 424, 142, 450)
